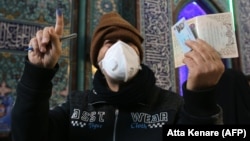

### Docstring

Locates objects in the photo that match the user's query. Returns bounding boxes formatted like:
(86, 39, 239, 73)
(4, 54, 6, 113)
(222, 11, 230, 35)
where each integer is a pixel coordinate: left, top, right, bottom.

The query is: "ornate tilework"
(89, 0, 118, 36)
(0, 0, 72, 104)
(0, 21, 43, 50)
(235, 0, 250, 75)
(0, 52, 69, 106)
(140, 0, 176, 91)
(0, 0, 73, 135)
(0, 0, 71, 26)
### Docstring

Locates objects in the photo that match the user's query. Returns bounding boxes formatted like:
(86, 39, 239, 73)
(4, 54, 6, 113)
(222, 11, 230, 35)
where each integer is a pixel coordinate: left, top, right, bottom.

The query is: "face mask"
(99, 40, 141, 82)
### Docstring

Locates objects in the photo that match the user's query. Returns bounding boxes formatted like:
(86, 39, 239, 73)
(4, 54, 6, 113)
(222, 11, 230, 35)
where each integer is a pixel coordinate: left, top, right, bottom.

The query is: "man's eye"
(104, 40, 116, 45)
(108, 40, 117, 44)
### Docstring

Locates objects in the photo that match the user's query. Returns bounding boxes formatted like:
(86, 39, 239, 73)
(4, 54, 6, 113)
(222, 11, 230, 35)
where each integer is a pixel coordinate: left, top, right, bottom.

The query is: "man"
(11, 11, 225, 141)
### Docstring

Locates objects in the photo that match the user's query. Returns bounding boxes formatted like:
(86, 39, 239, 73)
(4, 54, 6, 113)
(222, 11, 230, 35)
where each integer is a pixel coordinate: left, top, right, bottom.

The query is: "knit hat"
(90, 11, 144, 69)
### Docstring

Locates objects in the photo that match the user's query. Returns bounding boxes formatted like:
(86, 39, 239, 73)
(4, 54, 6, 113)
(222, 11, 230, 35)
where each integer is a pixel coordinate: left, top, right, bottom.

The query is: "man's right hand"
(28, 9, 64, 69)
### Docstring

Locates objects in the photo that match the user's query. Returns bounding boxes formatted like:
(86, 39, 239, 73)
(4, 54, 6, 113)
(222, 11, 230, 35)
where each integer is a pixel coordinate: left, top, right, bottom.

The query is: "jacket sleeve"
(11, 58, 69, 141)
(215, 69, 250, 124)
(178, 82, 223, 124)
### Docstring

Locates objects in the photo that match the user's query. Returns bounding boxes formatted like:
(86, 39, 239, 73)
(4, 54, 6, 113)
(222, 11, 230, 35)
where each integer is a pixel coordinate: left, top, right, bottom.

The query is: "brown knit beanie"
(90, 11, 144, 69)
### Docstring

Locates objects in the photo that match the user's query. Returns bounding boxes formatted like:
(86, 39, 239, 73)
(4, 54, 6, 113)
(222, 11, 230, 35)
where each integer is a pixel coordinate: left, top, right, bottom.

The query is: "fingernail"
(56, 8, 62, 16)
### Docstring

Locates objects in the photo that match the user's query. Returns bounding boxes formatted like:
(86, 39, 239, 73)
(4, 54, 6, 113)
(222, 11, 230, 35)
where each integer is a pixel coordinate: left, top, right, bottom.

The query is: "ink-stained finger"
(55, 8, 64, 36)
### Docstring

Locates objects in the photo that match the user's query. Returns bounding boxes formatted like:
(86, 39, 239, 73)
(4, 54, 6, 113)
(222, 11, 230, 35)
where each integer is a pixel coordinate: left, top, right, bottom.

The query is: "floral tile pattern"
(0, 0, 72, 136)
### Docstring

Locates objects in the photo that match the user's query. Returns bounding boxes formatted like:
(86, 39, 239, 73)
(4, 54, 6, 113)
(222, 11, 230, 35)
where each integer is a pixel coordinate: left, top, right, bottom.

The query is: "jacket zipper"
(113, 108, 119, 141)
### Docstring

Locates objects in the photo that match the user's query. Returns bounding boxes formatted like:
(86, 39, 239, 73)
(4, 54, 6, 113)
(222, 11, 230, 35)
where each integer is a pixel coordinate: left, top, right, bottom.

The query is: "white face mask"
(99, 40, 141, 82)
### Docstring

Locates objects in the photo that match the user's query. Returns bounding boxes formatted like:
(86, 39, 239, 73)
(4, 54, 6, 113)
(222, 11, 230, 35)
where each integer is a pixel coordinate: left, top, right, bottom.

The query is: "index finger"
(185, 39, 215, 52)
(185, 39, 220, 61)
(55, 9, 64, 36)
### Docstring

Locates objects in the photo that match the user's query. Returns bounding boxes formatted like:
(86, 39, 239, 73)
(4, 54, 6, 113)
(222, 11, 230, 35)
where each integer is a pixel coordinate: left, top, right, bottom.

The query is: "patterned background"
(235, 0, 250, 75)
(0, 0, 249, 138)
(0, 0, 73, 136)
(140, 0, 176, 91)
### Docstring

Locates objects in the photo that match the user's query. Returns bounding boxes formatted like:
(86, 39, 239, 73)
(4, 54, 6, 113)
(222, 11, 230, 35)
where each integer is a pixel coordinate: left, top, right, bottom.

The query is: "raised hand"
(183, 39, 225, 90)
(28, 9, 64, 69)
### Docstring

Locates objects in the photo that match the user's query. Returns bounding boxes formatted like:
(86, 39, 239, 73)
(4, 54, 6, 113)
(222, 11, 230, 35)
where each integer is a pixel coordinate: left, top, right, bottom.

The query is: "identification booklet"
(172, 12, 239, 68)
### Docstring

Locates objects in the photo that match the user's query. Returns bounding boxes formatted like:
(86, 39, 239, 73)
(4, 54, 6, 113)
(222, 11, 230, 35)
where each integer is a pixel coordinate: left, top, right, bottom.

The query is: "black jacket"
(215, 69, 250, 124)
(11, 60, 223, 141)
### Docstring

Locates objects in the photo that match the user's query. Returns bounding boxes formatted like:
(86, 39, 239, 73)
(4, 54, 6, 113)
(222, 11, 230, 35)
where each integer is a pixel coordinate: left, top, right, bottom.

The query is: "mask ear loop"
(97, 61, 105, 78)
(98, 61, 103, 70)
